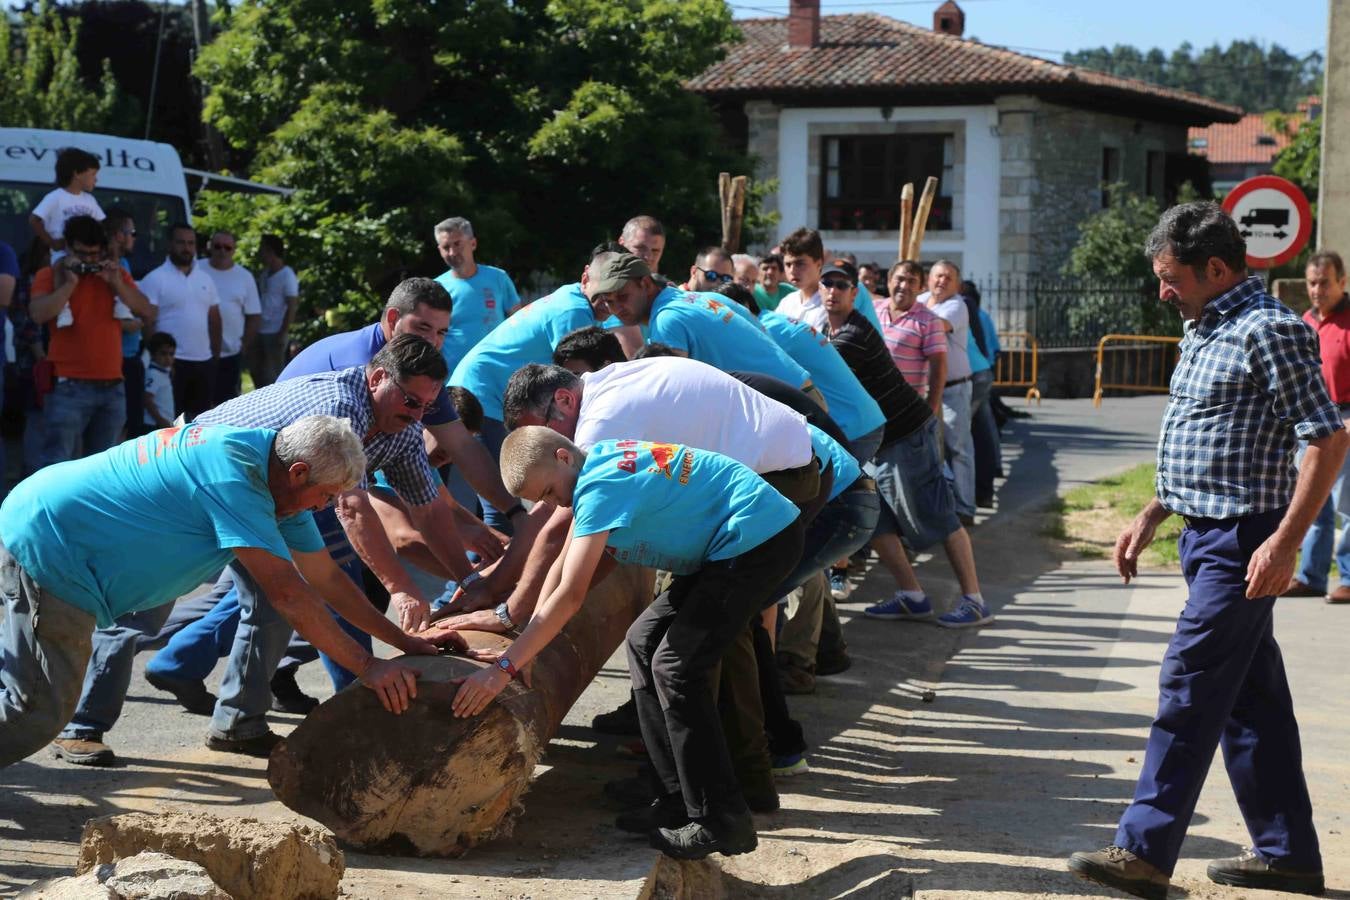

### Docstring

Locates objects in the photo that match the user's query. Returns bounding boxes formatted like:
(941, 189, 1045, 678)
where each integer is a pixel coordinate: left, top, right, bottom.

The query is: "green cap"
(587, 252, 650, 297)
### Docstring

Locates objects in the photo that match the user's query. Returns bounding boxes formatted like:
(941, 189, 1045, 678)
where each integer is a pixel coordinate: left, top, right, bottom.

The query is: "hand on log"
(422, 609, 503, 639)
(450, 648, 534, 718)
(395, 630, 455, 656)
(432, 576, 500, 619)
(392, 591, 432, 633)
(359, 658, 422, 714)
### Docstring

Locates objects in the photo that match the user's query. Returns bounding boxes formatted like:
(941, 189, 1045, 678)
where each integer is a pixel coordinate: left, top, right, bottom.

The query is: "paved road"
(5, 396, 1347, 898)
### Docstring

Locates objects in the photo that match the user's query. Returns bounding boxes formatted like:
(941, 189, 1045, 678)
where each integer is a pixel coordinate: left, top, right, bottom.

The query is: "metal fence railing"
(1092, 334, 1182, 407)
(993, 331, 1041, 405)
(975, 274, 1174, 349)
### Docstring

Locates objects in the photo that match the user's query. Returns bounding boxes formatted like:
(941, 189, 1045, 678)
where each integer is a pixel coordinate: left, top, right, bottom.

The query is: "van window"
(0, 182, 189, 279)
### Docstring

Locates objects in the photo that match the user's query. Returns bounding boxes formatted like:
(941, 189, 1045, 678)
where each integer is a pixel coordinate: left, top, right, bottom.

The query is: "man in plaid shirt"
(1070, 203, 1347, 899)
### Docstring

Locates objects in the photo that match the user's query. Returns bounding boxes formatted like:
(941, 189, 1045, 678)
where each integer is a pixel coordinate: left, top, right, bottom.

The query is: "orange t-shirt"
(31, 266, 130, 380)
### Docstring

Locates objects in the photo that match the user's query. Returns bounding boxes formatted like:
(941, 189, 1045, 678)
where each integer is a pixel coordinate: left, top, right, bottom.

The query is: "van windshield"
(0, 181, 189, 279)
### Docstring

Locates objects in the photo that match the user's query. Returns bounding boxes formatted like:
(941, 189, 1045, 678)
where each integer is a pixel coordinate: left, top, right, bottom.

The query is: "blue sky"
(730, 0, 1328, 60)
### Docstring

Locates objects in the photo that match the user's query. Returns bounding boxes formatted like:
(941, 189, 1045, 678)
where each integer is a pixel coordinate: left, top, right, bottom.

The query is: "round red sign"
(1221, 175, 1313, 269)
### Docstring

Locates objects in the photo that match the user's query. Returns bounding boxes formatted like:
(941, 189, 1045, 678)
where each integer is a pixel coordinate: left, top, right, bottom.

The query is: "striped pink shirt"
(874, 298, 947, 396)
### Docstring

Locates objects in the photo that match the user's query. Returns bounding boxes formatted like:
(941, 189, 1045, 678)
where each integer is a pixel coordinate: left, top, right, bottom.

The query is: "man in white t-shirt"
(197, 230, 261, 406)
(250, 234, 300, 388)
(140, 224, 221, 420)
(920, 259, 976, 524)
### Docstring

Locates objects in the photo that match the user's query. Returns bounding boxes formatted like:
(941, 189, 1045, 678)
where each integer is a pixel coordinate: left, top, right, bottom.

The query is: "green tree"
(194, 0, 754, 337)
(1272, 115, 1321, 199)
(0, 0, 121, 131)
(1062, 185, 1180, 339)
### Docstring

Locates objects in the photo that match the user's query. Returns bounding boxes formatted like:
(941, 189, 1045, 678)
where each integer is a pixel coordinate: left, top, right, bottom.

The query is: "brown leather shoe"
(1282, 579, 1327, 598)
(1207, 848, 1324, 895)
(1068, 846, 1169, 900)
(1326, 585, 1350, 604)
(50, 738, 116, 767)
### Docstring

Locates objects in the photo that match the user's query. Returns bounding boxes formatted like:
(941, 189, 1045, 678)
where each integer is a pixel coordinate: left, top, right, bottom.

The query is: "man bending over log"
(450, 426, 803, 859)
(0, 416, 435, 768)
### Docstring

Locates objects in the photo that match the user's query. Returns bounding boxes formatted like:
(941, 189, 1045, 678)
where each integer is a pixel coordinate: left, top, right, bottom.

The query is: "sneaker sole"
(145, 672, 218, 716)
(937, 615, 994, 629)
(50, 746, 115, 767)
(651, 836, 758, 860)
(1068, 858, 1167, 900)
(772, 763, 809, 778)
(1206, 869, 1324, 894)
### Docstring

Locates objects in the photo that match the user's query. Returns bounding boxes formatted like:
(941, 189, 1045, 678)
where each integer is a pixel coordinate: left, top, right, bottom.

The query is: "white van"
(0, 128, 192, 278)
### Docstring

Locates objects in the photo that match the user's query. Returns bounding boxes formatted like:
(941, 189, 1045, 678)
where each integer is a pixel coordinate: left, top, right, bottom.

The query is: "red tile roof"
(689, 13, 1242, 125)
(1187, 112, 1303, 165)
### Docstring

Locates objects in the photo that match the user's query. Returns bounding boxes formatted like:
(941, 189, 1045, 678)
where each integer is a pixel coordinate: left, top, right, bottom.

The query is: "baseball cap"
(821, 261, 858, 284)
(587, 252, 651, 297)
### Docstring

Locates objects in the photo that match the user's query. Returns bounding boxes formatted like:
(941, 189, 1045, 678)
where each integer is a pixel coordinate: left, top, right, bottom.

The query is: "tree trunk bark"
(267, 564, 653, 857)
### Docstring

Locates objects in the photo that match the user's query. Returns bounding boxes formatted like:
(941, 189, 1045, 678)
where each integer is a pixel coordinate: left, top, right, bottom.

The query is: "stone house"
(687, 0, 1241, 281)
(1188, 99, 1318, 194)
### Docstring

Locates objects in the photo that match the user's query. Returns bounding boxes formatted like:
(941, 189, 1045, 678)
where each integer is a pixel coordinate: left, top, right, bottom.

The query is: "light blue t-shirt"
(759, 311, 884, 441)
(855, 283, 884, 333)
(646, 287, 810, 388)
(571, 440, 799, 575)
(0, 426, 324, 627)
(449, 282, 596, 421)
(435, 264, 522, 372)
(807, 423, 861, 503)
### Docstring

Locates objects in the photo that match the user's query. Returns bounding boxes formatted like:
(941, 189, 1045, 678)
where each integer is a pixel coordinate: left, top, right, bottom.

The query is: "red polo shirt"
(1304, 301, 1350, 404)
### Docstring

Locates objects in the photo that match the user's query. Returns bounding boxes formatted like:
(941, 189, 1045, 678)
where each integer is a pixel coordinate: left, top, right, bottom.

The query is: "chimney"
(933, 1, 965, 37)
(788, 0, 820, 49)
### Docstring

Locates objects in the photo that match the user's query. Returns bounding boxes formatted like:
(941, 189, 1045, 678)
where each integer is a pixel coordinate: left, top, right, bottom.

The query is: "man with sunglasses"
(681, 246, 736, 293)
(197, 230, 261, 407)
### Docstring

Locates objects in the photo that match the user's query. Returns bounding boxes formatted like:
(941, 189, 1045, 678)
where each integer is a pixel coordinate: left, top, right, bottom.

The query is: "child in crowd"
(142, 332, 177, 432)
(30, 148, 107, 330)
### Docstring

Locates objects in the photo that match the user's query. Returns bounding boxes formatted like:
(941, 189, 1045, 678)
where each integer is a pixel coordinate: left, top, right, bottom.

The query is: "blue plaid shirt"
(1157, 275, 1343, 519)
(195, 367, 440, 506)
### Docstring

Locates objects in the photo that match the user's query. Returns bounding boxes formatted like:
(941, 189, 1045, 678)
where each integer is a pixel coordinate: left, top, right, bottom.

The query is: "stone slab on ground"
(78, 812, 342, 900)
(20, 850, 227, 900)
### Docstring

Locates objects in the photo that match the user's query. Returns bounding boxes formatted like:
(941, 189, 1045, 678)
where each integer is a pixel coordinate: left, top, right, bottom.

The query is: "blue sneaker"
(863, 592, 934, 620)
(937, 596, 994, 629)
(771, 753, 809, 778)
(829, 569, 853, 600)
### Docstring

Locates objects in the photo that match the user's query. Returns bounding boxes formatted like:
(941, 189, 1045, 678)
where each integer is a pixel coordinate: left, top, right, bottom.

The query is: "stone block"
(21, 851, 227, 900)
(77, 812, 343, 900)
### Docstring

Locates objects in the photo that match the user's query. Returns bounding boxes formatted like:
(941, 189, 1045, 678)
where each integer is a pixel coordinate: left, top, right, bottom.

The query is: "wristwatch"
(496, 655, 518, 678)
(494, 601, 515, 631)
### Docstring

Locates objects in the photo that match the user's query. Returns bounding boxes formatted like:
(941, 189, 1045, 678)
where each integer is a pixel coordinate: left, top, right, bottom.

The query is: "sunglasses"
(821, 278, 855, 290)
(211, 243, 236, 252)
(700, 268, 734, 284)
(392, 379, 435, 412)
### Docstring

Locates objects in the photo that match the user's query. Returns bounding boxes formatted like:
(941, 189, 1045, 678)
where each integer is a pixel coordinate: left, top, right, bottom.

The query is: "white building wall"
(774, 105, 1001, 279)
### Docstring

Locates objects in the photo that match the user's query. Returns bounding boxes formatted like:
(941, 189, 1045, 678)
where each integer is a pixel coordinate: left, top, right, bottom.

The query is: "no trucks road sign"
(1222, 174, 1313, 269)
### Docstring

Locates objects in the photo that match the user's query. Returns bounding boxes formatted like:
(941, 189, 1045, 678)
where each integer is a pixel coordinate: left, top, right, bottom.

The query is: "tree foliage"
(1064, 40, 1323, 112)
(0, 0, 122, 132)
(1271, 114, 1321, 199)
(193, 0, 755, 337)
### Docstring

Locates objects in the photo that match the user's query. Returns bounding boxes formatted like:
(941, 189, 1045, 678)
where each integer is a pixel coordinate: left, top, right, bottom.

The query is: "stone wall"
(997, 94, 1188, 276)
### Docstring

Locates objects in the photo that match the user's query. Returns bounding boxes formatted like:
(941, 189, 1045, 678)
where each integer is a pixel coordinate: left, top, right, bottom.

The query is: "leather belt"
(56, 377, 122, 387)
(945, 375, 972, 388)
(845, 476, 877, 494)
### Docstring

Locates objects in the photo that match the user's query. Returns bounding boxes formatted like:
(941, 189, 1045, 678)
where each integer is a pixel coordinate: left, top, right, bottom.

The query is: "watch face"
(497, 657, 512, 672)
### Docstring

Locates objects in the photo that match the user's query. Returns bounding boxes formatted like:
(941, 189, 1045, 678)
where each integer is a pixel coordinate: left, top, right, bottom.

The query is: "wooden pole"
(718, 172, 732, 249)
(906, 176, 939, 261)
(269, 564, 655, 857)
(898, 182, 914, 262)
(726, 175, 748, 252)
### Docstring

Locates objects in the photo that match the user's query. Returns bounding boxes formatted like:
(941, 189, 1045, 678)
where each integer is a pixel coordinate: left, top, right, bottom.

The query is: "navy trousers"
(1115, 506, 1321, 875)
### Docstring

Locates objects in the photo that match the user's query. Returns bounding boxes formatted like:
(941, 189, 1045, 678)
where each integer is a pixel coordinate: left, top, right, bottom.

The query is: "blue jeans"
(60, 601, 175, 740)
(939, 379, 975, 518)
(1295, 440, 1350, 591)
(41, 378, 126, 468)
(474, 417, 512, 534)
(1115, 507, 1320, 875)
(870, 417, 961, 552)
(970, 368, 999, 502)
(845, 424, 884, 467)
(0, 541, 97, 766)
(146, 572, 243, 682)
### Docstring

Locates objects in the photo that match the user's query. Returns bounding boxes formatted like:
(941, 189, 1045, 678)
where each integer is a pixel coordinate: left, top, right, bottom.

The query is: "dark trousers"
(627, 520, 803, 818)
(1115, 507, 1321, 875)
(214, 353, 242, 408)
(122, 355, 144, 437)
(173, 358, 218, 421)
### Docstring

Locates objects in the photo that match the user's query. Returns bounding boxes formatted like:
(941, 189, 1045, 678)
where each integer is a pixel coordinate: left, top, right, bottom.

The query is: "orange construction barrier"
(994, 331, 1041, 405)
(1092, 334, 1181, 407)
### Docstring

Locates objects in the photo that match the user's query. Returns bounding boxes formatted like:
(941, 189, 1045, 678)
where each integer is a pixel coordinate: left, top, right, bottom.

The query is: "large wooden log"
(268, 564, 654, 857)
